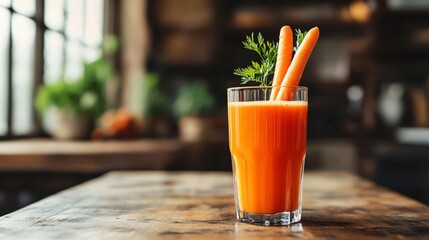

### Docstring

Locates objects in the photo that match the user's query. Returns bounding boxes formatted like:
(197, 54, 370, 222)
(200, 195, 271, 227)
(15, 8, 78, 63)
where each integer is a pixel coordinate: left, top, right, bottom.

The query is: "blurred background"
(0, 0, 429, 214)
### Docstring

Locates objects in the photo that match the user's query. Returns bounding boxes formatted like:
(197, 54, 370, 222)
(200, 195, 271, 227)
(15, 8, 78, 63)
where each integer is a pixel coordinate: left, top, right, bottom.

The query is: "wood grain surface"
(0, 139, 184, 173)
(0, 171, 428, 239)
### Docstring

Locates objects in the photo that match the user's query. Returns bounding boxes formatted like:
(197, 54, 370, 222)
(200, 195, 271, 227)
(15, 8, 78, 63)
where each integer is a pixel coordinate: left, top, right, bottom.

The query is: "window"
(0, 0, 105, 137)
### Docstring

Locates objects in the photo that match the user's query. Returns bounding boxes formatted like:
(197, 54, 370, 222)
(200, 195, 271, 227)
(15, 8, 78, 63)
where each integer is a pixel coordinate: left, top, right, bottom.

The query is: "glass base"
(237, 208, 301, 226)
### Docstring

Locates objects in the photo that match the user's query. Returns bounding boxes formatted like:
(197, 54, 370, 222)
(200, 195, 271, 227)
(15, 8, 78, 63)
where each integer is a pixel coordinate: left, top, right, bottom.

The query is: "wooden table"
(0, 171, 428, 239)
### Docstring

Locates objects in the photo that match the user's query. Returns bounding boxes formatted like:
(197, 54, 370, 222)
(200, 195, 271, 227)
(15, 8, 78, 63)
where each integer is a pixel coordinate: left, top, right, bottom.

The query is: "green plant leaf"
(173, 81, 215, 118)
(233, 32, 278, 86)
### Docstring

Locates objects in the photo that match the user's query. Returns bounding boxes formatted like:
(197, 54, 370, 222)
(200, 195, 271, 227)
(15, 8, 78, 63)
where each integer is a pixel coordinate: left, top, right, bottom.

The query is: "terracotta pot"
(43, 107, 90, 140)
(178, 116, 212, 142)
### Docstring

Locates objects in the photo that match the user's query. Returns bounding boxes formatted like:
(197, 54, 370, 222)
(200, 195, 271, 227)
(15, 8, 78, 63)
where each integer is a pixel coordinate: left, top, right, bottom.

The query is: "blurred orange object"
(92, 109, 139, 140)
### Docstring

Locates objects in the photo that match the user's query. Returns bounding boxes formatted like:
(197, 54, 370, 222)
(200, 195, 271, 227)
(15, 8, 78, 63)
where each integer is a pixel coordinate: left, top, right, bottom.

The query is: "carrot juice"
(227, 87, 308, 222)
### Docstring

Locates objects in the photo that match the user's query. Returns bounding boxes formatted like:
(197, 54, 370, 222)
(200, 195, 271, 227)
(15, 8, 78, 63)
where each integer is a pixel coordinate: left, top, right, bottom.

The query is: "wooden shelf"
(0, 139, 185, 173)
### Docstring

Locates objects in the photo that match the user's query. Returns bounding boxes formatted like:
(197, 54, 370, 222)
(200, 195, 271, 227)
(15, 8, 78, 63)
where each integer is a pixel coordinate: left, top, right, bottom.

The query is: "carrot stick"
(276, 27, 319, 101)
(269, 26, 293, 100)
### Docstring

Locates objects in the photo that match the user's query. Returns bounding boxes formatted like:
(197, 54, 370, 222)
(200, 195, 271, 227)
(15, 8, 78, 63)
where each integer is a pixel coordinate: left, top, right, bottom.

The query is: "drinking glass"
(227, 86, 308, 226)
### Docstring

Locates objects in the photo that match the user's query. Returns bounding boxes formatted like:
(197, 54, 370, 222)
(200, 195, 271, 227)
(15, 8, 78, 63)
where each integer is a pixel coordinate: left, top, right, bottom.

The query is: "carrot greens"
(234, 30, 308, 87)
(233, 33, 278, 86)
(293, 29, 307, 53)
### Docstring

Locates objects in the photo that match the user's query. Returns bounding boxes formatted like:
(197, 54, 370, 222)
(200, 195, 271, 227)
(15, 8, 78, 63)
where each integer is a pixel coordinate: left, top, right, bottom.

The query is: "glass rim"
(227, 85, 307, 91)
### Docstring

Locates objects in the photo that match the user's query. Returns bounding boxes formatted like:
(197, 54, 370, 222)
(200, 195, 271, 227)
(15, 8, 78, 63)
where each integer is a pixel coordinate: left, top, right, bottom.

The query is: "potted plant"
(35, 79, 95, 139)
(36, 36, 118, 140)
(141, 73, 171, 137)
(173, 81, 215, 142)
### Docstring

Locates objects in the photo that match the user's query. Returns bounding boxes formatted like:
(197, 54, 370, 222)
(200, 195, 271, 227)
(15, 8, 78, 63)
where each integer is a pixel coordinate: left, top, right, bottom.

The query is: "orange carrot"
(269, 26, 293, 100)
(276, 27, 319, 101)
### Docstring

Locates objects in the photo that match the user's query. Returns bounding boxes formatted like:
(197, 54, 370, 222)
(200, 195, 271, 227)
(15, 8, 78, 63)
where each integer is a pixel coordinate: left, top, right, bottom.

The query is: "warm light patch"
(349, 0, 370, 23)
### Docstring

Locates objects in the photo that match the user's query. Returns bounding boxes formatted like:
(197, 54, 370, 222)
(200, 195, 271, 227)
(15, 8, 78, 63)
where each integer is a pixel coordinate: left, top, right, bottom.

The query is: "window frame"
(0, 0, 116, 139)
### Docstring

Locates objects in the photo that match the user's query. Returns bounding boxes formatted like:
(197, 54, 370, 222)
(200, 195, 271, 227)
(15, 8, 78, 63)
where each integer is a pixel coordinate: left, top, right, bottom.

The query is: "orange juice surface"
(228, 100, 307, 214)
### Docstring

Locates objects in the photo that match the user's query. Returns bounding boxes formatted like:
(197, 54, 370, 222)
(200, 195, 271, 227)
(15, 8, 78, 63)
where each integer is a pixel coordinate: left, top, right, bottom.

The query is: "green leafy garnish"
(233, 33, 278, 86)
(293, 29, 307, 53)
(234, 29, 307, 86)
